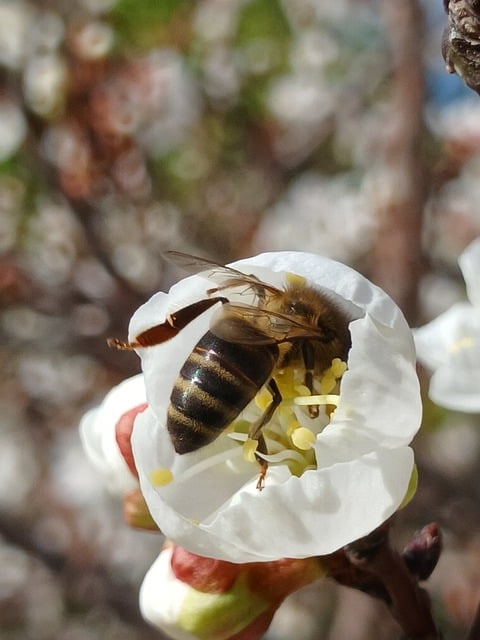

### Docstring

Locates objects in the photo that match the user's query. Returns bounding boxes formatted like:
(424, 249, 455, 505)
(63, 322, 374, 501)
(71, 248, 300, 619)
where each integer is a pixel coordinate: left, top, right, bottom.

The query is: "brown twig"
(369, 0, 427, 324)
(346, 538, 438, 639)
(325, 522, 442, 640)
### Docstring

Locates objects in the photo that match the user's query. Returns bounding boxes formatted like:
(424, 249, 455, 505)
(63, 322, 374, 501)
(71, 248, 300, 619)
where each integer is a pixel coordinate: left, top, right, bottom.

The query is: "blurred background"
(1, 0, 480, 638)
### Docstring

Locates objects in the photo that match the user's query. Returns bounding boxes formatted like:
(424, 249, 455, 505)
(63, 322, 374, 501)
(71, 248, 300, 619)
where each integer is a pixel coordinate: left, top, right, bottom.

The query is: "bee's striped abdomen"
(167, 331, 278, 454)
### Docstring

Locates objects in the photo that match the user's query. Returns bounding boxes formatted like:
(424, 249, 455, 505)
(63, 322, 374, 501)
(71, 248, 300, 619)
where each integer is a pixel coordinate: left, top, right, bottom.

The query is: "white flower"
(130, 252, 421, 562)
(79, 374, 146, 495)
(414, 238, 480, 412)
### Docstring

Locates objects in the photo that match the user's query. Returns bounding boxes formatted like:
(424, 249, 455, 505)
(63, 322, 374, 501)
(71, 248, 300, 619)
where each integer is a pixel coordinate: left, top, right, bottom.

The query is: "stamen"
(285, 272, 307, 286)
(255, 447, 311, 465)
(320, 373, 336, 394)
(320, 358, 348, 393)
(243, 438, 258, 462)
(291, 427, 316, 450)
(294, 384, 311, 396)
(255, 387, 273, 411)
(294, 394, 340, 406)
(151, 446, 245, 487)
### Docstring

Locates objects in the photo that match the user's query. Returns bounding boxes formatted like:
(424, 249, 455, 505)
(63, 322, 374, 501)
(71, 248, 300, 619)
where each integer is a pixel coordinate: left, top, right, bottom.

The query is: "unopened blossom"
(79, 374, 146, 495)
(80, 374, 157, 529)
(140, 543, 322, 640)
(129, 251, 421, 562)
(415, 238, 480, 412)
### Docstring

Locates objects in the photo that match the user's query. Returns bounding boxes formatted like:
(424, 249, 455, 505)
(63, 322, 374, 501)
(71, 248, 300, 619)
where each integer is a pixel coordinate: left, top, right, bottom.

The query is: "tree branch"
(369, 0, 427, 323)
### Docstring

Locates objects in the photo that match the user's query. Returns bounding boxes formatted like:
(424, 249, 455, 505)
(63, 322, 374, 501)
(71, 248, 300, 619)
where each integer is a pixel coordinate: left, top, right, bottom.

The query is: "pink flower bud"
(140, 543, 323, 640)
(115, 402, 148, 476)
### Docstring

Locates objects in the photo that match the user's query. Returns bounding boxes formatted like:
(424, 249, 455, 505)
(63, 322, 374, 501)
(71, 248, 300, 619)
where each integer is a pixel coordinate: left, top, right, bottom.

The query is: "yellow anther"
(255, 387, 272, 411)
(285, 272, 306, 286)
(149, 468, 174, 487)
(294, 384, 310, 397)
(331, 358, 348, 378)
(291, 427, 316, 450)
(286, 418, 300, 437)
(232, 419, 250, 435)
(320, 374, 336, 394)
(243, 438, 258, 462)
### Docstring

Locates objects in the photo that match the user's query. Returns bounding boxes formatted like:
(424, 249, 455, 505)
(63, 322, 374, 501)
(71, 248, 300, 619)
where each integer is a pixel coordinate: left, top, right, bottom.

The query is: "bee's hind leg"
(248, 379, 282, 490)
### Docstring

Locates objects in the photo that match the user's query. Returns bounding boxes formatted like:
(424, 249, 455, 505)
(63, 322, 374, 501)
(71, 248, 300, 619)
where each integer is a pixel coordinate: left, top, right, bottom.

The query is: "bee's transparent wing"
(164, 251, 280, 297)
(210, 303, 322, 345)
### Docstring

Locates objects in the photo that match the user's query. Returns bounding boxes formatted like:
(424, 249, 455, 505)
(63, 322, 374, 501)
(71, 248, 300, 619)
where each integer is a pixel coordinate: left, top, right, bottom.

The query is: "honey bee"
(109, 251, 352, 488)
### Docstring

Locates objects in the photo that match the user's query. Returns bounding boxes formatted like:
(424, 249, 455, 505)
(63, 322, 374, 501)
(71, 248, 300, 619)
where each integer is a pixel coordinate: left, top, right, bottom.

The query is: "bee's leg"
(108, 297, 228, 349)
(248, 379, 282, 490)
(301, 341, 319, 418)
(255, 434, 268, 491)
(249, 378, 282, 440)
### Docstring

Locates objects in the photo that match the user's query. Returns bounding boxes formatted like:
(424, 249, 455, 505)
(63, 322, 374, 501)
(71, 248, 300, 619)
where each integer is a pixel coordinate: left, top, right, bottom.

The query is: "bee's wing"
(164, 251, 280, 296)
(210, 303, 322, 345)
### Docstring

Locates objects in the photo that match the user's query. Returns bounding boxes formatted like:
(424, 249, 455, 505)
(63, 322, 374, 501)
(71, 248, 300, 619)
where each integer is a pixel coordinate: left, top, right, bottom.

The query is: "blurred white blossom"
(0, 1, 33, 69)
(267, 74, 335, 162)
(23, 53, 68, 117)
(0, 100, 26, 161)
(415, 237, 480, 412)
(253, 172, 375, 262)
(70, 20, 114, 60)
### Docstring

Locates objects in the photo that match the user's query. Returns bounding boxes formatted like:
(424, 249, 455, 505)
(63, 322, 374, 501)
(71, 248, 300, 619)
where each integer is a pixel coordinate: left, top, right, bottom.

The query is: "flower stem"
(344, 523, 440, 640)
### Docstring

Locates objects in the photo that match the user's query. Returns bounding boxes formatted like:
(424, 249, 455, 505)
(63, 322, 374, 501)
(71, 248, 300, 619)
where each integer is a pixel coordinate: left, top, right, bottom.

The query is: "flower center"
(229, 358, 346, 478)
(150, 358, 347, 489)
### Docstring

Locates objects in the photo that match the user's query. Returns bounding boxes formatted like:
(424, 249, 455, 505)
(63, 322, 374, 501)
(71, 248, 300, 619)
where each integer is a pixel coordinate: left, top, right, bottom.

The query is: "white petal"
(80, 374, 145, 494)
(414, 303, 480, 370)
(459, 237, 480, 307)
(133, 408, 414, 562)
(201, 446, 414, 560)
(330, 314, 420, 448)
(429, 340, 480, 412)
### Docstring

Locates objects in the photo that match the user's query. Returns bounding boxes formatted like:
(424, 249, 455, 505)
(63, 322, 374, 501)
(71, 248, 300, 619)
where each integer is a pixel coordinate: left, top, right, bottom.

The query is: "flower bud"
(79, 374, 146, 495)
(123, 488, 159, 531)
(140, 544, 323, 640)
(115, 402, 148, 477)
